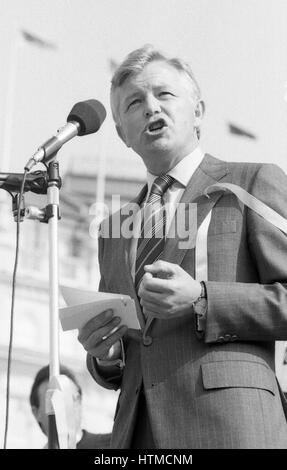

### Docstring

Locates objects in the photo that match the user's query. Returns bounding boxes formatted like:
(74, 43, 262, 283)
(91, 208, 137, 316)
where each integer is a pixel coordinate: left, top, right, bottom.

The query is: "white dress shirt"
(129, 146, 205, 279)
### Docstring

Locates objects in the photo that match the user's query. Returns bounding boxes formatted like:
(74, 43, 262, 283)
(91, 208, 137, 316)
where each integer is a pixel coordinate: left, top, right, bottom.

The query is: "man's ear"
(194, 100, 205, 127)
(116, 124, 131, 147)
(32, 406, 46, 433)
(31, 406, 39, 420)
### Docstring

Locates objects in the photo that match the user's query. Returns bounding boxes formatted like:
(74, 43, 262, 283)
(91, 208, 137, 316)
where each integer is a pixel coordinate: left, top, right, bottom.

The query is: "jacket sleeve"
(86, 353, 122, 391)
(86, 227, 124, 389)
(204, 163, 287, 343)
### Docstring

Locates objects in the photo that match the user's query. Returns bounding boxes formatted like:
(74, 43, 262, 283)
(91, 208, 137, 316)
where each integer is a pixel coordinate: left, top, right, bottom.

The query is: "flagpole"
(94, 65, 112, 238)
(93, 60, 119, 232)
(2, 31, 21, 172)
(2, 28, 57, 173)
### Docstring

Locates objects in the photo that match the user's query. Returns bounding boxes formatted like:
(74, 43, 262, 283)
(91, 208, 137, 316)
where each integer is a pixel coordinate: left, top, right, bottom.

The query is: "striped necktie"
(135, 174, 174, 292)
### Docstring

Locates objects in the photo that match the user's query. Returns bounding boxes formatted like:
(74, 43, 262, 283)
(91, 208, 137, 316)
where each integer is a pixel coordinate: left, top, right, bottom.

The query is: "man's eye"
(159, 91, 173, 97)
(128, 99, 141, 109)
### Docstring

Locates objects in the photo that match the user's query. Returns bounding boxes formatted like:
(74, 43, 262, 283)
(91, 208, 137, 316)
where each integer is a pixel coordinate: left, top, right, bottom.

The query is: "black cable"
(3, 169, 27, 449)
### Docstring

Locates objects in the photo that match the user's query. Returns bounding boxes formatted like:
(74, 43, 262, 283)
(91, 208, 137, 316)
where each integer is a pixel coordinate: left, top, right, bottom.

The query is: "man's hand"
(138, 260, 201, 319)
(77, 309, 128, 361)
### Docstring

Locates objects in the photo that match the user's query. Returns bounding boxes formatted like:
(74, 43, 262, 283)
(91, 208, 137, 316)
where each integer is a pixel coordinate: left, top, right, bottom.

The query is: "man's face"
(32, 378, 82, 436)
(114, 60, 203, 175)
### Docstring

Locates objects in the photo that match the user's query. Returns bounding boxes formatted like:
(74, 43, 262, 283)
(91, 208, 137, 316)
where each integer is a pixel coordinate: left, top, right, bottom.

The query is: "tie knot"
(149, 174, 174, 199)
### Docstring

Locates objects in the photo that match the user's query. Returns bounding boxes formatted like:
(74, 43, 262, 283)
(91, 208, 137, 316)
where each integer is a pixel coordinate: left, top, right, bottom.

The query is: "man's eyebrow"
(122, 83, 176, 108)
(123, 91, 141, 106)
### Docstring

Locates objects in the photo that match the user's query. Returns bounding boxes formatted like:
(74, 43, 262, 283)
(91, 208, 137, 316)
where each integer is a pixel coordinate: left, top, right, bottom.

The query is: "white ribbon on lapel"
(195, 210, 212, 281)
(195, 182, 287, 282)
(204, 182, 287, 235)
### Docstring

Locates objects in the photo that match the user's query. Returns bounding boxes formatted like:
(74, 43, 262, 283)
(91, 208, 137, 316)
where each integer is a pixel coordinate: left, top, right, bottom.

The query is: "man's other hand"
(138, 260, 201, 319)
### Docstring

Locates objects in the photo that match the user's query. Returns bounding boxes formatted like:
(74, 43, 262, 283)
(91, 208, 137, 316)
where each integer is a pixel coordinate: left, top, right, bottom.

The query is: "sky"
(0, 0, 287, 182)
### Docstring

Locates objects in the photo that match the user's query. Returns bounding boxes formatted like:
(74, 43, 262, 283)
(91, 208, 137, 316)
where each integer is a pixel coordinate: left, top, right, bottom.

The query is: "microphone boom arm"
(0, 170, 61, 194)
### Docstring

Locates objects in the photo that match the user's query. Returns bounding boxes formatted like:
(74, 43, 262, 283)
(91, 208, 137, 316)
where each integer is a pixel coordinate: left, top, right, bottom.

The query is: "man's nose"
(144, 95, 161, 117)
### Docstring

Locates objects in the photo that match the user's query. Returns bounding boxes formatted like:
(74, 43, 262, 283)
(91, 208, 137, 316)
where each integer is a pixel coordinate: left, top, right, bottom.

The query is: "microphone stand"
(22, 160, 72, 448)
(8, 160, 74, 448)
(1, 161, 63, 448)
(44, 160, 76, 449)
(45, 160, 61, 449)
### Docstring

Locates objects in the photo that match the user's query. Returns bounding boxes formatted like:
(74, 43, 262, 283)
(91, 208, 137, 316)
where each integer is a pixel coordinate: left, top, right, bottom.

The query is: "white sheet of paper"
(59, 286, 140, 331)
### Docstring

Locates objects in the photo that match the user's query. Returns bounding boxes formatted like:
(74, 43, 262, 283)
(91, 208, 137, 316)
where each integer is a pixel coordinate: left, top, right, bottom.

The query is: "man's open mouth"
(146, 119, 167, 133)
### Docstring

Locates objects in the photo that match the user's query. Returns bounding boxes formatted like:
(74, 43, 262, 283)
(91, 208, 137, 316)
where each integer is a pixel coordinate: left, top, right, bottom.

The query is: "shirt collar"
(146, 146, 205, 192)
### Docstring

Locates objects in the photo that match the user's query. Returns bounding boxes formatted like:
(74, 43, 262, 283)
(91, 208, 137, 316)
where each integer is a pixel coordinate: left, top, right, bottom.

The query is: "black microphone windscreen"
(67, 99, 106, 135)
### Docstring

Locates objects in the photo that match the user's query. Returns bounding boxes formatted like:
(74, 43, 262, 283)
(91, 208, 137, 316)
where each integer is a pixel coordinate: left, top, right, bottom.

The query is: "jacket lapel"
(144, 155, 230, 334)
(162, 154, 229, 265)
(143, 154, 229, 334)
(115, 184, 148, 330)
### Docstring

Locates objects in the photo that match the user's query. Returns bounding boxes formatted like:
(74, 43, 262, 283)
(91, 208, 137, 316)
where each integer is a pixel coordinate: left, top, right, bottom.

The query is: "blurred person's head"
(29, 364, 82, 436)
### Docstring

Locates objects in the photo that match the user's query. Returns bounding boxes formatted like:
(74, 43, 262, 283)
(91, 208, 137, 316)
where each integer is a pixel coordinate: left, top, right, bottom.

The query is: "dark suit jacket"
(76, 430, 111, 449)
(87, 154, 287, 448)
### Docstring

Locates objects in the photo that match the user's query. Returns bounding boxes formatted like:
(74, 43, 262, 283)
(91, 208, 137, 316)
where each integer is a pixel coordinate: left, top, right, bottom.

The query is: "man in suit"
(30, 365, 111, 449)
(78, 45, 287, 448)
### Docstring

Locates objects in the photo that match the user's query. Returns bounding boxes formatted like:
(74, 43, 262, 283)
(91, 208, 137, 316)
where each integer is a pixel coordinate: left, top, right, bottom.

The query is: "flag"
(228, 122, 256, 139)
(21, 29, 57, 50)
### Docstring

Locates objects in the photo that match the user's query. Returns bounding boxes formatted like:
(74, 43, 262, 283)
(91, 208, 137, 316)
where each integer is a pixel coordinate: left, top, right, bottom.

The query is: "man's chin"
(141, 139, 172, 157)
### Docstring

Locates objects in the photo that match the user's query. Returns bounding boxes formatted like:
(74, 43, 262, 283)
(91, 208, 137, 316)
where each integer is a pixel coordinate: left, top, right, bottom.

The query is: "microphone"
(0, 171, 52, 194)
(24, 99, 106, 171)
